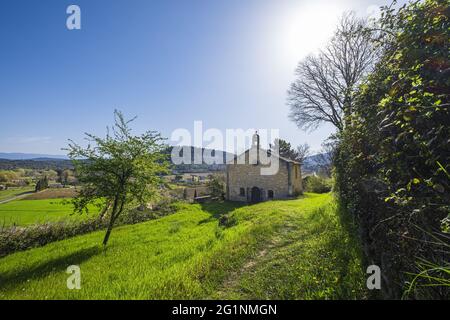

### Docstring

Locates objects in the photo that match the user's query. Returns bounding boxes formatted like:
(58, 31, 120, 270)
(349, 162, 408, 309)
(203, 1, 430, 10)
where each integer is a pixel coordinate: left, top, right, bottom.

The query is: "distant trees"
(56, 169, 73, 186)
(35, 176, 49, 192)
(0, 171, 19, 183)
(66, 110, 170, 246)
(0, 170, 35, 187)
(288, 13, 377, 131)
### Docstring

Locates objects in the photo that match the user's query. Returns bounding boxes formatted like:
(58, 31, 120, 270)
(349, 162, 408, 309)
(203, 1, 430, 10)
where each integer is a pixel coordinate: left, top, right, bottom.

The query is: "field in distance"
(0, 188, 98, 227)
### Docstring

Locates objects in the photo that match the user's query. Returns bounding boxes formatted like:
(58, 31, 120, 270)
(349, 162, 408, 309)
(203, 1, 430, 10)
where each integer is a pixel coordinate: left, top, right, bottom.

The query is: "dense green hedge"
(335, 0, 449, 299)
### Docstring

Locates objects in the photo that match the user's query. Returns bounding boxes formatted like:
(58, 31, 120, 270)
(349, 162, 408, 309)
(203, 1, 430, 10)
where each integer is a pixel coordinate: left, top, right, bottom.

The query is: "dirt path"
(212, 221, 296, 299)
(0, 192, 34, 205)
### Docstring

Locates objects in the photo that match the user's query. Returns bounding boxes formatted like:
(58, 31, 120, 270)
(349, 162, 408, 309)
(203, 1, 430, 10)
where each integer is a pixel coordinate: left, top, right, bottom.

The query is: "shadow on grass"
(197, 201, 247, 225)
(0, 246, 101, 290)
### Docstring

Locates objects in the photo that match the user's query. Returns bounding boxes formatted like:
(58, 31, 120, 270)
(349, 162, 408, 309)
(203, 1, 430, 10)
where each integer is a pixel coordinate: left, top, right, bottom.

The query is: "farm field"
(0, 186, 34, 202)
(22, 188, 78, 200)
(0, 198, 100, 227)
(0, 193, 366, 299)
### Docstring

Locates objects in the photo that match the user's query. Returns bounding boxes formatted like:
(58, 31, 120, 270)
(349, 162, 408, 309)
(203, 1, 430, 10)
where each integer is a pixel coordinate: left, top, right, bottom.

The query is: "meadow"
(0, 198, 99, 227)
(0, 193, 367, 299)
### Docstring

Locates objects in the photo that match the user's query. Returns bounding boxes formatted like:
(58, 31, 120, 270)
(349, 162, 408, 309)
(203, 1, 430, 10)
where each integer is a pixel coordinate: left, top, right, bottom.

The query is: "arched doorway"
(251, 186, 262, 203)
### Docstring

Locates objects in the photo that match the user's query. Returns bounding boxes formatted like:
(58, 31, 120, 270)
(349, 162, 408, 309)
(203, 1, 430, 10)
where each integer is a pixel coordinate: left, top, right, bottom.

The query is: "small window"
(268, 190, 274, 199)
(239, 188, 245, 196)
(295, 165, 298, 179)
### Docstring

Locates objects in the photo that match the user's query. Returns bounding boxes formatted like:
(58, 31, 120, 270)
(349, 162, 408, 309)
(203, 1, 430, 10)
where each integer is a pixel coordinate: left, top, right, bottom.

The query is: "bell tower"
(252, 131, 260, 164)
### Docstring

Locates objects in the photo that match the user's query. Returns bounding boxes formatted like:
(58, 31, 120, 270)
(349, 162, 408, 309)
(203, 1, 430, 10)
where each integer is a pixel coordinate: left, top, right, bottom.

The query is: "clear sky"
(0, 0, 396, 155)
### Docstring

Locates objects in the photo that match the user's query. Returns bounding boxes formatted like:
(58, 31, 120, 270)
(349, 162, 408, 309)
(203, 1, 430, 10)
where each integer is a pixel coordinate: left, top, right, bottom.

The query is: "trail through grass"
(0, 193, 367, 299)
(213, 195, 366, 299)
(0, 187, 34, 203)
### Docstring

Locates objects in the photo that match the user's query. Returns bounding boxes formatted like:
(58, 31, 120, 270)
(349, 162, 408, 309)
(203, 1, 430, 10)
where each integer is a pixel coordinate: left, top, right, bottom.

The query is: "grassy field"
(0, 186, 34, 202)
(0, 193, 367, 299)
(0, 198, 100, 227)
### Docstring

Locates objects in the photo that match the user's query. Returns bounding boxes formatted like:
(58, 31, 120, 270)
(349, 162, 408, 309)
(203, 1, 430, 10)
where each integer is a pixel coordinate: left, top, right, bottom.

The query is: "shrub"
(218, 213, 237, 228)
(207, 174, 225, 200)
(303, 176, 332, 193)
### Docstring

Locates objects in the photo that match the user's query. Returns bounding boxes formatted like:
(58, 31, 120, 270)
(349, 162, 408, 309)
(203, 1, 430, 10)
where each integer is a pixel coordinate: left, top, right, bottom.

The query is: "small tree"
(208, 174, 225, 200)
(66, 110, 169, 246)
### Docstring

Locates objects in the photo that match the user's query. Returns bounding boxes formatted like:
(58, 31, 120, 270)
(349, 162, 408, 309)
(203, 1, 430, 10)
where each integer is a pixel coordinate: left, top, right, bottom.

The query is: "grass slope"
(0, 193, 366, 299)
(0, 199, 99, 226)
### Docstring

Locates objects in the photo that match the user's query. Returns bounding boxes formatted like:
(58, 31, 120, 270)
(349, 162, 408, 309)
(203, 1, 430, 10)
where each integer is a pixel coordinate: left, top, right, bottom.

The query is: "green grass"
(0, 193, 367, 299)
(212, 195, 366, 299)
(0, 199, 100, 227)
(0, 187, 34, 202)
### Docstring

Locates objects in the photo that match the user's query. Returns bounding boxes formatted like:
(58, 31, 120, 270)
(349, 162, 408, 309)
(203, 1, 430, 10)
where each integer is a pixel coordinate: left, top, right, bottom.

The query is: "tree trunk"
(102, 196, 126, 247)
(102, 224, 113, 246)
(102, 196, 119, 247)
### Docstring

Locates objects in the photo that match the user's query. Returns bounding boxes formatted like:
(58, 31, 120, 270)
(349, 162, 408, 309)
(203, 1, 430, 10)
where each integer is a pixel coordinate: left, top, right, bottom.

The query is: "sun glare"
(274, 2, 344, 70)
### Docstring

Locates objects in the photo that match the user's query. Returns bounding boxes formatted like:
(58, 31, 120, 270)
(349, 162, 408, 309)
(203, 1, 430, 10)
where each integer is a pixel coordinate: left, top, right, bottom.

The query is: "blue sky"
(0, 0, 396, 155)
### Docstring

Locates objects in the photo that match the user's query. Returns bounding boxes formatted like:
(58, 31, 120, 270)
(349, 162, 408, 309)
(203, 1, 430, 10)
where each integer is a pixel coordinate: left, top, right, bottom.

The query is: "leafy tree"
(273, 139, 310, 165)
(334, 0, 449, 298)
(66, 110, 170, 246)
(273, 139, 295, 160)
(207, 174, 225, 200)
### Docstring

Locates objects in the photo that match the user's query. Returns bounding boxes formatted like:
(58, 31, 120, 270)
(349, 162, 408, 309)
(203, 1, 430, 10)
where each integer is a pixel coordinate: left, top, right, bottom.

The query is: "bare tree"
(295, 143, 310, 166)
(316, 139, 336, 177)
(288, 12, 377, 132)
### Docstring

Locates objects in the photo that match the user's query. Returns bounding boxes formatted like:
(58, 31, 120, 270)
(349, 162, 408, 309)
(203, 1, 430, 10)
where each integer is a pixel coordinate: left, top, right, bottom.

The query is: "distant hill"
(0, 159, 74, 170)
(0, 153, 68, 160)
(0, 147, 234, 172)
(302, 152, 332, 173)
(0, 149, 331, 173)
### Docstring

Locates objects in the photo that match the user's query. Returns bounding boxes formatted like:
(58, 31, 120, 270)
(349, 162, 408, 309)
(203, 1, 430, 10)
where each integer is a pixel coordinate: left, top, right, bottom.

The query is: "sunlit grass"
(0, 199, 99, 227)
(0, 193, 366, 299)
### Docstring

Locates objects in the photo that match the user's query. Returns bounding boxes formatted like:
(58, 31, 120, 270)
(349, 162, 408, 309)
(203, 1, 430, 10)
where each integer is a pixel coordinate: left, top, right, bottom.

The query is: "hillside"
(0, 193, 366, 299)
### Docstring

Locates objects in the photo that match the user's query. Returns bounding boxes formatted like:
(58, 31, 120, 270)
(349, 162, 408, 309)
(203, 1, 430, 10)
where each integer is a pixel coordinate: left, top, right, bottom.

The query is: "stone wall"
(292, 164, 303, 195)
(226, 160, 302, 202)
